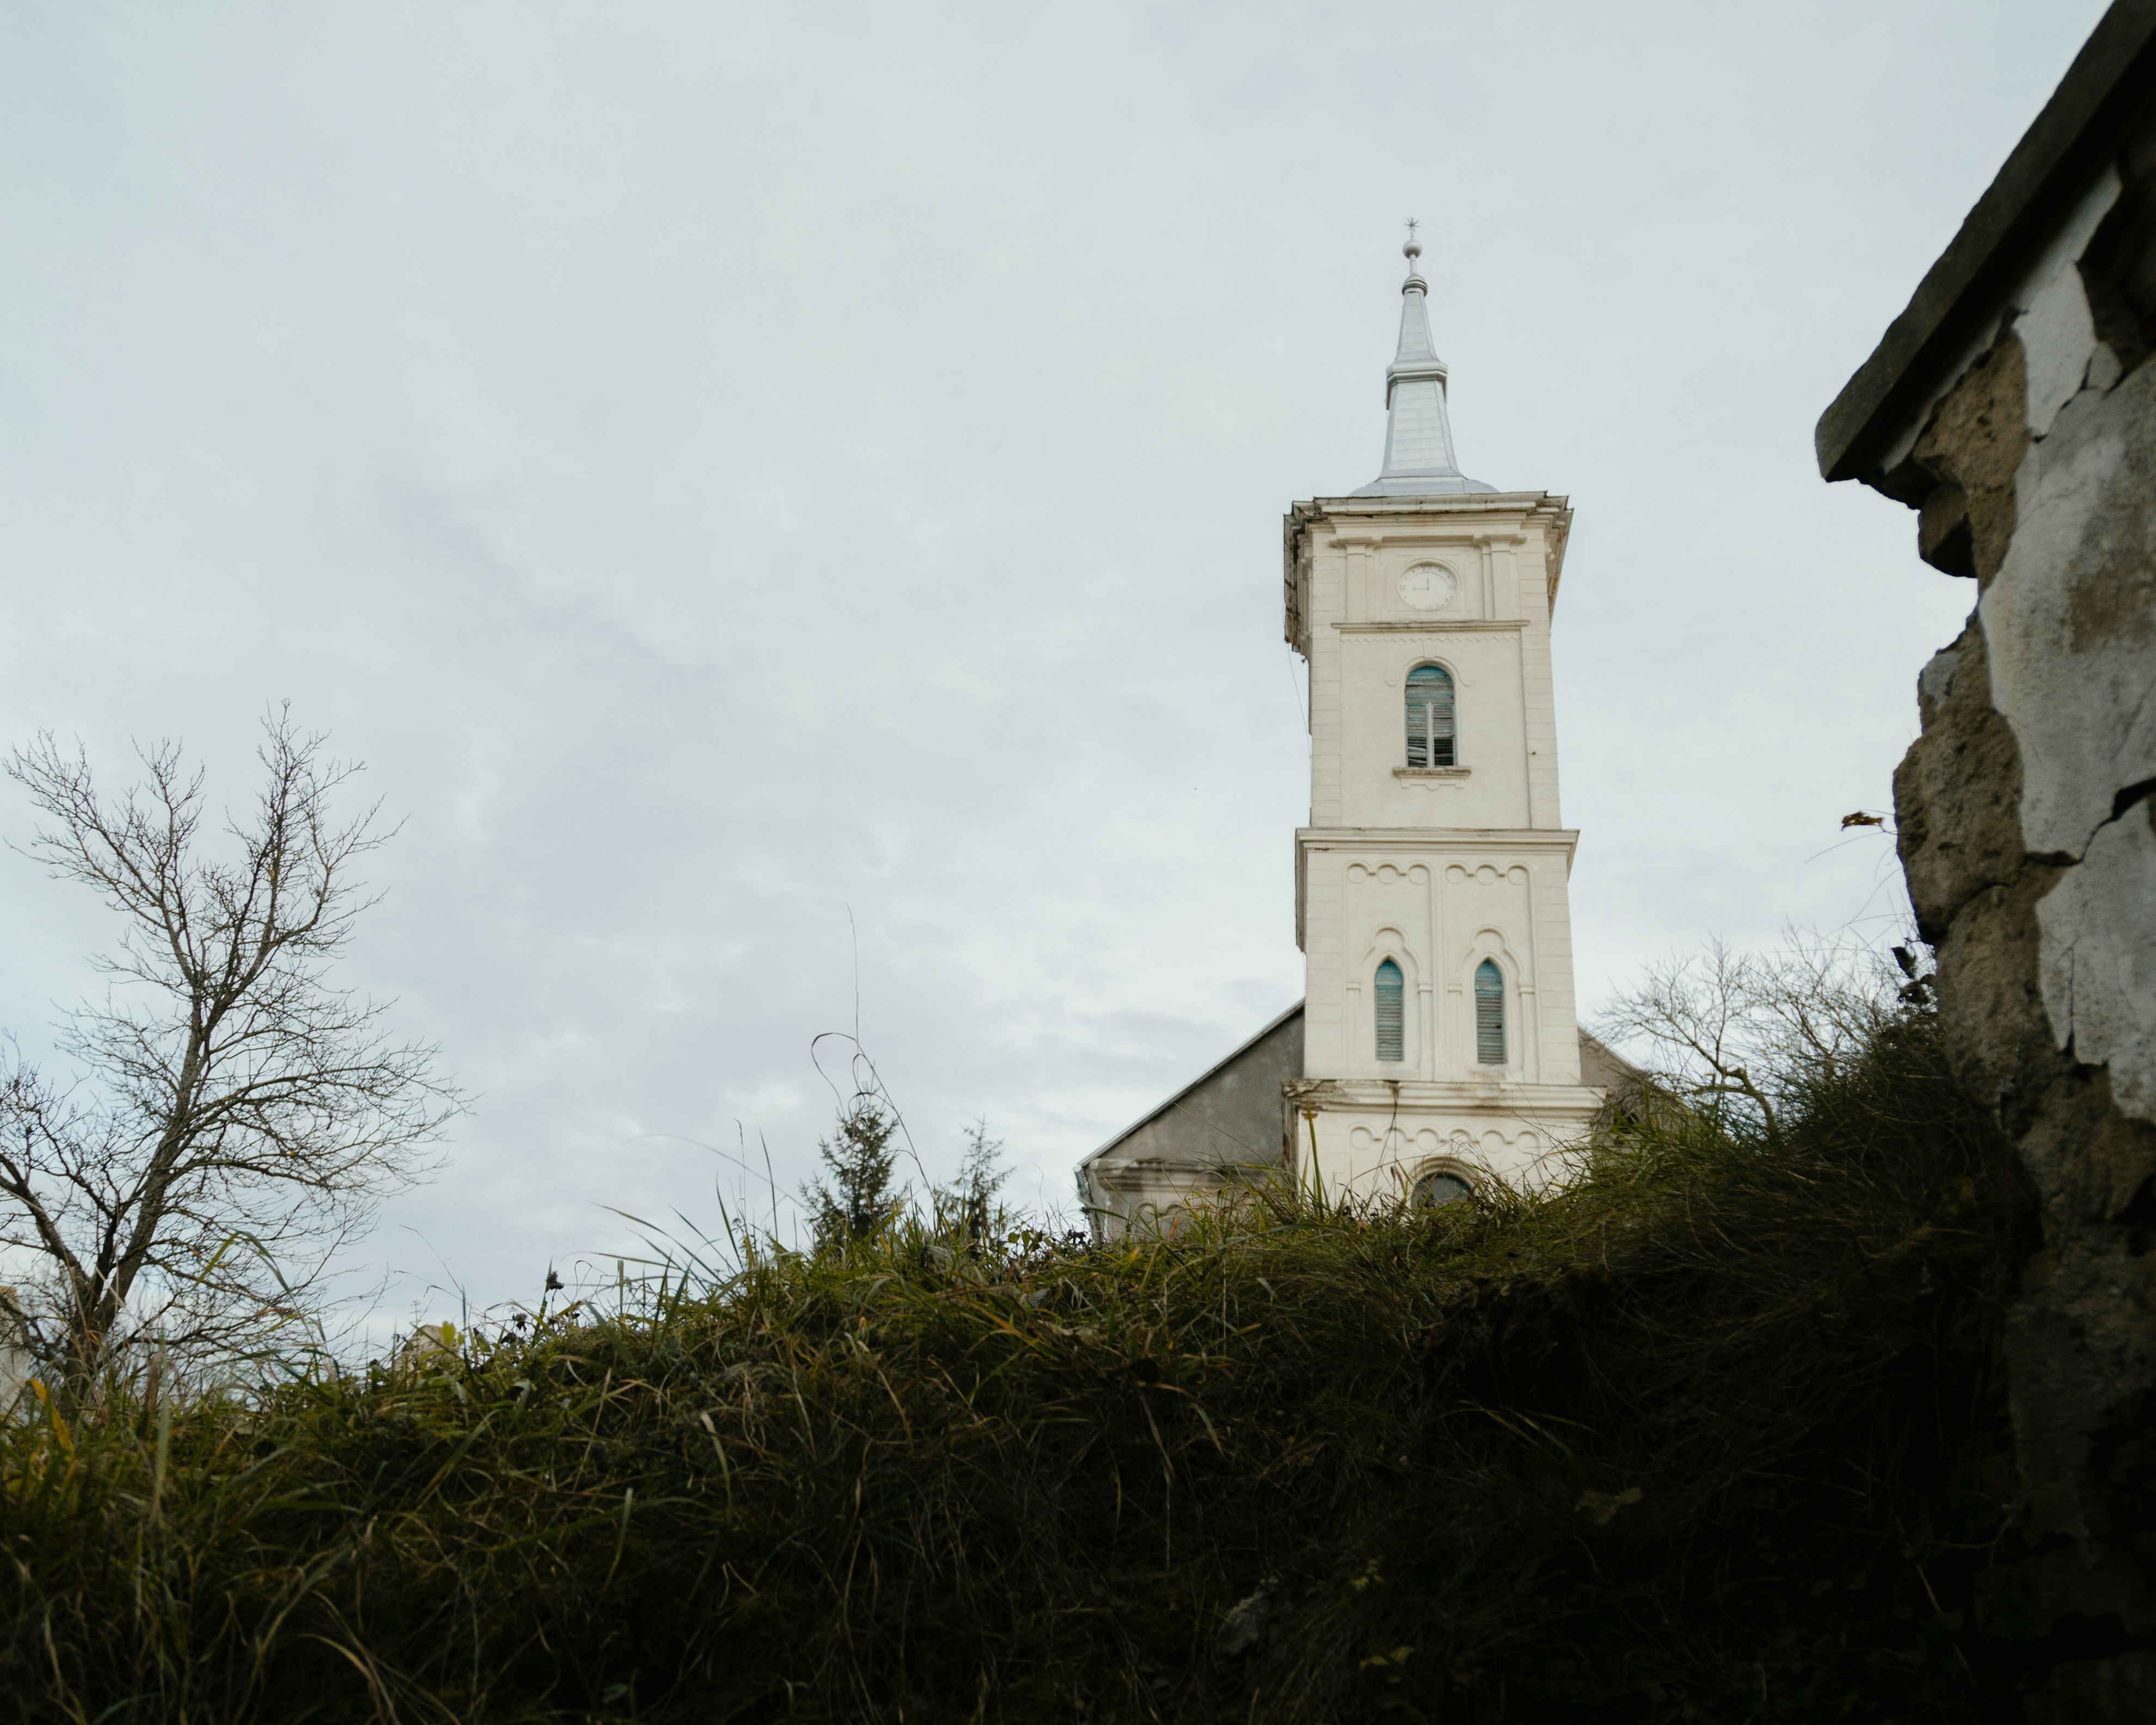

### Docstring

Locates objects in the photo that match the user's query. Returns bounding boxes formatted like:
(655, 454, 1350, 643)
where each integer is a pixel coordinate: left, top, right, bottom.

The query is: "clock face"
(1398, 563, 1456, 611)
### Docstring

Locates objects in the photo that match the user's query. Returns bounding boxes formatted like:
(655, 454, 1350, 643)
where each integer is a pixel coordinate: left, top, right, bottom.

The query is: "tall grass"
(3, 1009, 2033, 1722)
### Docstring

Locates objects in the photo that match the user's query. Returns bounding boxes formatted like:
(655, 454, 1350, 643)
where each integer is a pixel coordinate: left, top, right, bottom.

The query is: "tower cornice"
(1295, 824, 1580, 855)
(1282, 492, 1574, 654)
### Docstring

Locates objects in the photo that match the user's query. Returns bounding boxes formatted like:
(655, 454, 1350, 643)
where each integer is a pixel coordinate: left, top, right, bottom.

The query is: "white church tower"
(1080, 236, 1619, 1232)
(1284, 231, 1604, 1202)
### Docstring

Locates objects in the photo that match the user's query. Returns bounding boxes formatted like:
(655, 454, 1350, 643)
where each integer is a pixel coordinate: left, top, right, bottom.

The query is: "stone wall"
(1889, 108, 2156, 1706)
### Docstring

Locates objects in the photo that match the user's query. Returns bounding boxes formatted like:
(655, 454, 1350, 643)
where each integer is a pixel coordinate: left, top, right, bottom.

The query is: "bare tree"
(1592, 929, 1908, 1141)
(0, 710, 460, 1401)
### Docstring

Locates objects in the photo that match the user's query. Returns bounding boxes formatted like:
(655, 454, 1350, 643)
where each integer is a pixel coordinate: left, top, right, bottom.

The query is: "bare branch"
(0, 710, 461, 1401)
(1593, 928, 1905, 1143)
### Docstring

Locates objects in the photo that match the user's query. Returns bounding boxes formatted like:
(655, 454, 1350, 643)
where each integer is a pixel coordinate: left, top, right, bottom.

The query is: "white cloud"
(0, 0, 2106, 1334)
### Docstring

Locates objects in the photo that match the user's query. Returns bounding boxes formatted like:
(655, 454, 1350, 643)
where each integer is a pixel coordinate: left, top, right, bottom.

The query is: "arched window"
(1474, 959, 1505, 1065)
(1374, 959, 1404, 1062)
(1405, 664, 1456, 768)
(1412, 1170, 1473, 1207)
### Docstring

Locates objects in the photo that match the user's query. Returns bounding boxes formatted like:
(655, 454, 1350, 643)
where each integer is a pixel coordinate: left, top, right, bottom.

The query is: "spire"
(1352, 223, 1494, 497)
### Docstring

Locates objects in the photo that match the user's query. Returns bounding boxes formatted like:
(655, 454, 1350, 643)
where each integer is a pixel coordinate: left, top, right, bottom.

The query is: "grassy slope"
(5, 1012, 2037, 1722)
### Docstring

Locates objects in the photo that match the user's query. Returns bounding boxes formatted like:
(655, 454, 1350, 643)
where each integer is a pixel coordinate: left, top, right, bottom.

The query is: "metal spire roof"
(1351, 226, 1495, 498)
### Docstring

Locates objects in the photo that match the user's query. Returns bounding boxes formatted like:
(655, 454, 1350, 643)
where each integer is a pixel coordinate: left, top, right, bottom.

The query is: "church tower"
(1283, 234, 1603, 1201)
(1079, 236, 1615, 1233)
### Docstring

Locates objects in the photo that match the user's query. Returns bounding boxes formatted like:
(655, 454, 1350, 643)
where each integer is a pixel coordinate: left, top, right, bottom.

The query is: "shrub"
(1, 1007, 2035, 1721)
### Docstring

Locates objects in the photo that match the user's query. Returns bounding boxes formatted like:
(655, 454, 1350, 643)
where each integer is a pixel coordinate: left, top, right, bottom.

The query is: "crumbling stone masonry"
(1817, 5, 2156, 1713)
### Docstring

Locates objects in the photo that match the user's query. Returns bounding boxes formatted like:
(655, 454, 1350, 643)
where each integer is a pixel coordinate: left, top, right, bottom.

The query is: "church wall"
(1290, 1087, 1573, 1203)
(1306, 546, 1346, 828)
(1336, 630, 1531, 828)
(1298, 833, 1582, 1088)
(1438, 860, 1539, 1078)
(1298, 513, 1565, 838)
(1333, 1111, 1553, 1200)
(1339, 860, 1433, 1073)
(1518, 530, 1566, 829)
(1524, 858, 1584, 1085)
(1288, 490, 1598, 1203)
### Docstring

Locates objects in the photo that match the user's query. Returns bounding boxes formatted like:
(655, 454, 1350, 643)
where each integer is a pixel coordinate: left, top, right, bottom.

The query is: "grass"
(3, 1007, 2038, 1722)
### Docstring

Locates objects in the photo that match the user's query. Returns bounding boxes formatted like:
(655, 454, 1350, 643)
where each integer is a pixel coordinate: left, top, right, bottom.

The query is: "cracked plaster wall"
(1888, 107, 2156, 1696)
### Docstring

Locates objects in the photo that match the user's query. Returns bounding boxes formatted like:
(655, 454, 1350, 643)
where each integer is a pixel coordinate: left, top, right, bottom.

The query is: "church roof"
(1078, 1001, 1647, 1177)
(1079, 1001, 1306, 1172)
(1351, 233, 1496, 498)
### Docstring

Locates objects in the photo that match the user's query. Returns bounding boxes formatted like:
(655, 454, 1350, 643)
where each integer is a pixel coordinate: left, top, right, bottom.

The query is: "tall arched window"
(1405, 664, 1456, 768)
(1374, 959, 1405, 1062)
(1474, 959, 1505, 1065)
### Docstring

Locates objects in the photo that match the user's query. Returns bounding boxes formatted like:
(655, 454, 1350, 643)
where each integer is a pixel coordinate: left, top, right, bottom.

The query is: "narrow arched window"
(1374, 960, 1404, 1062)
(1405, 664, 1455, 768)
(1474, 959, 1505, 1065)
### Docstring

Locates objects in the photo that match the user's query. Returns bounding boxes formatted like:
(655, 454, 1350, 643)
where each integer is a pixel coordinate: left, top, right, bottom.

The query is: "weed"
(1, 1010, 2037, 1721)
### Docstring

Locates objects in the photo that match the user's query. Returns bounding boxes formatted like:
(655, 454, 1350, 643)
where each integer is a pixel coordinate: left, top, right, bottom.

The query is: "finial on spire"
(1400, 218, 1427, 295)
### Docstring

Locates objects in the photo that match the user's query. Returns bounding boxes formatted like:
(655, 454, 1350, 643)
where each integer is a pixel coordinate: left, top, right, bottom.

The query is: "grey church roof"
(1351, 236, 1497, 498)
(1081, 1000, 1306, 1171)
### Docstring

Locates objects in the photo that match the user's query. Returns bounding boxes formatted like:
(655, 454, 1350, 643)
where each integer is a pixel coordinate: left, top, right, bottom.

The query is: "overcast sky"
(0, 1, 2112, 1335)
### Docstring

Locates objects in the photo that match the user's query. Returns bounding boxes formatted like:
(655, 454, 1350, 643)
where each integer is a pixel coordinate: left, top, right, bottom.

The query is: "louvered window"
(1405, 664, 1456, 768)
(1374, 960, 1405, 1062)
(1474, 959, 1505, 1065)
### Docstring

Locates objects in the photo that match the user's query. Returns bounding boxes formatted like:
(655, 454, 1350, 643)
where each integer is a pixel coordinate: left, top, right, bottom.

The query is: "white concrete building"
(1081, 238, 1622, 1233)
